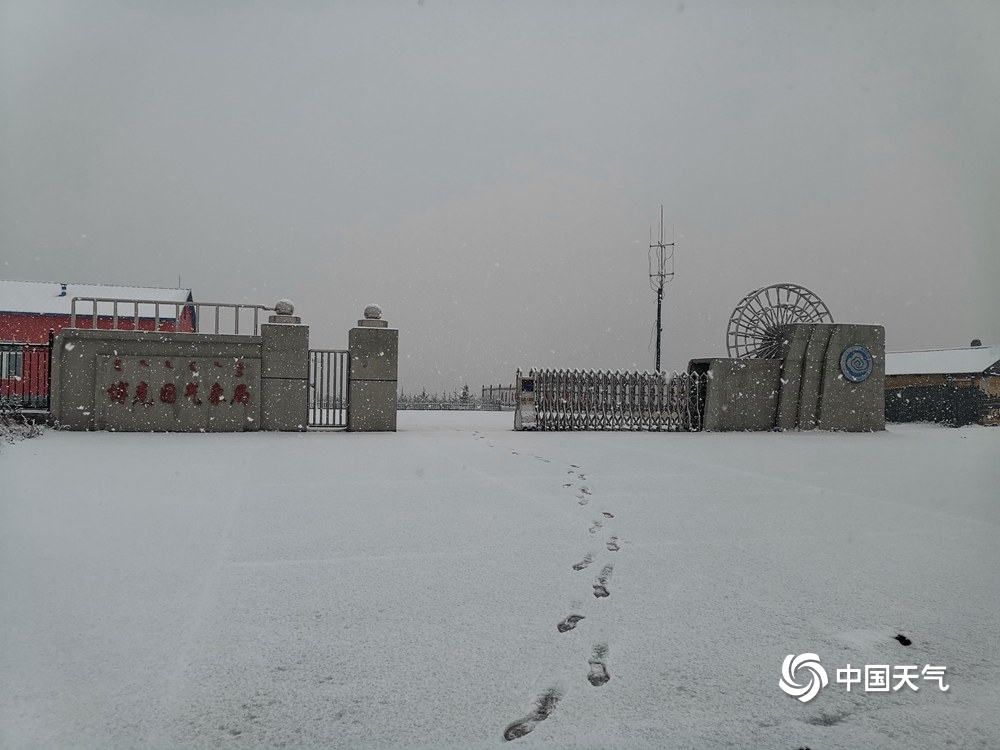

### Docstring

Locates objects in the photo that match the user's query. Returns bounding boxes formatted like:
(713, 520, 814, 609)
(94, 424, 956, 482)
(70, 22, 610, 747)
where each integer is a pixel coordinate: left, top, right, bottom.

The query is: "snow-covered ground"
(1, 414, 998, 749)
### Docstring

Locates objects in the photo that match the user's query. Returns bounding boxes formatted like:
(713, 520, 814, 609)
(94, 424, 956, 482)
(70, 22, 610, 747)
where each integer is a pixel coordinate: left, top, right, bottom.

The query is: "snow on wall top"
(886, 346, 1000, 376)
(0, 279, 193, 319)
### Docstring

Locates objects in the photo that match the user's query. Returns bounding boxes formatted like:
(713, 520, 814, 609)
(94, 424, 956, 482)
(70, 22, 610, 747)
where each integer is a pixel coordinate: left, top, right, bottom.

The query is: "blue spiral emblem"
(839, 345, 873, 383)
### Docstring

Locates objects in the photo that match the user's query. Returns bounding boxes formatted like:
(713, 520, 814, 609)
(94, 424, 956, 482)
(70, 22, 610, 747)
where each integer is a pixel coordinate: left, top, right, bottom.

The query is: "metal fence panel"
(481, 383, 516, 408)
(1, 338, 52, 411)
(308, 349, 349, 428)
(528, 368, 704, 431)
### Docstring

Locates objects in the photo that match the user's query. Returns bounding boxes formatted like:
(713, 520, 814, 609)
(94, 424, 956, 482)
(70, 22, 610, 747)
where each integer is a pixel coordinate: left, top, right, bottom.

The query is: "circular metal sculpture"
(726, 283, 833, 359)
(839, 344, 873, 383)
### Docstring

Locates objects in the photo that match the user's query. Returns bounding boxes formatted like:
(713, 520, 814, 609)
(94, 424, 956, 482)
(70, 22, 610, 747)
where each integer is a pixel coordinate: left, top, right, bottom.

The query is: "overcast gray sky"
(2, 1, 998, 394)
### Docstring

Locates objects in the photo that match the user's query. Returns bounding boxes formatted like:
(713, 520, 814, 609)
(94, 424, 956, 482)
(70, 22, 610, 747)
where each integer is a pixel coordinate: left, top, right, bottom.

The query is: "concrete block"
(52, 329, 261, 431)
(260, 324, 309, 379)
(260, 378, 308, 431)
(348, 327, 399, 382)
(51, 334, 97, 429)
(702, 358, 782, 431)
(817, 324, 886, 432)
(348, 379, 398, 432)
(797, 324, 834, 430)
(775, 324, 814, 430)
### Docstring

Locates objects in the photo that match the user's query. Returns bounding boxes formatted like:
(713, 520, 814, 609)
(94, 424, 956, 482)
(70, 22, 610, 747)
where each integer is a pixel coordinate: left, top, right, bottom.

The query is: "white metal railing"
(69, 297, 273, 336)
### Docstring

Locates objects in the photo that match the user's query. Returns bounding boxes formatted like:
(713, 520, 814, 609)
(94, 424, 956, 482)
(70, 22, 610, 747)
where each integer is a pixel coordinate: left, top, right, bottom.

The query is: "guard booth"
(513, 372, 536, 430)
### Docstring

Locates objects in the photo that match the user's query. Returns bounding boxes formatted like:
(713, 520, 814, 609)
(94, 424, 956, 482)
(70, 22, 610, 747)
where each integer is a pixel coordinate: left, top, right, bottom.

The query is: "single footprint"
(556, 614, 585, 633)
(511, 451, 519, 455)
(569, 464, 580, 469)
(562, 483, 573, 488)
(606, 536, 620, 552)
(579, 487, 592, 496)
(577, 473, 587, 480)
(502, 687, 561, 742)
(587, 644, 611, 686)
(593, 564, 613, 597)
(572, 553, 593, 571)
(602, 512, 614, 519)
(577, 495, 590, 506)
(589, 519, 603, 534)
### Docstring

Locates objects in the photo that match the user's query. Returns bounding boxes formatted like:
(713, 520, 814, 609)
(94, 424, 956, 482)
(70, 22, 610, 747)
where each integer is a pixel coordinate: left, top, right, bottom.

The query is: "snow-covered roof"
(886, 345, 1000, 376)
(0, 279, 193, 319)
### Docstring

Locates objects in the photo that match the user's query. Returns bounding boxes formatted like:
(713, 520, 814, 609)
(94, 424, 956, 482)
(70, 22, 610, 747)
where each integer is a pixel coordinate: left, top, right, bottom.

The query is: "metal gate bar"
(308, 349, 349, 428)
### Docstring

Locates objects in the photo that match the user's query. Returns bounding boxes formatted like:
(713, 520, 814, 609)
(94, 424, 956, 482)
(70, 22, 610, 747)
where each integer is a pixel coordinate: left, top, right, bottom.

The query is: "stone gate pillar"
(260, 299, 309, 431)
(348, 304, 398, 432)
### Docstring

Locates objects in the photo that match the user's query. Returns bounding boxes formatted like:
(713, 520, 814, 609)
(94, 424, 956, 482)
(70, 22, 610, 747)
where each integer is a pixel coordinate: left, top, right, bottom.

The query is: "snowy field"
(1, 413, 998, 750)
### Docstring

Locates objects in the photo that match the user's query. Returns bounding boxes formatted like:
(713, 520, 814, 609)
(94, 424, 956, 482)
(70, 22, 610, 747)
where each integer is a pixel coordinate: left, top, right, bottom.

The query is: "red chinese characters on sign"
(210, 383, 225, 405)
(107, 381, 129, 403)
(111, 381, 252, 406)
(231, 383, 250, 405)
(132, 382, 152, 406)
(184, 383, 203, 405)
(106, 359, 253, 410)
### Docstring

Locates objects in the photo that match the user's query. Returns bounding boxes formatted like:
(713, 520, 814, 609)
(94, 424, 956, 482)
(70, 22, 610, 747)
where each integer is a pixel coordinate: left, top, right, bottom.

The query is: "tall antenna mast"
(648, 205, 675, 372)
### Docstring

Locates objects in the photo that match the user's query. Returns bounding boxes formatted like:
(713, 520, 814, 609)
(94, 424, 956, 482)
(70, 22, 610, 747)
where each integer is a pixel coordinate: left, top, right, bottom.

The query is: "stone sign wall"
(50, 304, 397, 433)
(695, 323, 885, 432)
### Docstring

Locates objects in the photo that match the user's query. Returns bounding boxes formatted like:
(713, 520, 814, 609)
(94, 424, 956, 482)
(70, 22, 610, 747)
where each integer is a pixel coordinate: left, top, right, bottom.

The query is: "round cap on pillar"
(268, 298, 301, 324)
(359, 303, 388, 328)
